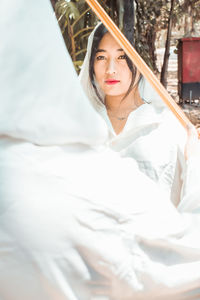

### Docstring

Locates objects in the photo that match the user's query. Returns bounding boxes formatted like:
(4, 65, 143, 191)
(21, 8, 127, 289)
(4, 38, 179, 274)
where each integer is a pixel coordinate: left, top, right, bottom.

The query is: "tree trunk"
(123, 0, 134, 45)
(146, 28, 157, 72)
(160, 0, 175, 87)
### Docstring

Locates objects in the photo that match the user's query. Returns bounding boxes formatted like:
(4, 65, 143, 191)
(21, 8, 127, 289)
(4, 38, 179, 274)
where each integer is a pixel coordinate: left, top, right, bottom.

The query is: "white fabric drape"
(79, 24, 187, 207)
(0, 1, 108, 146)
(0, 1, 200, 300)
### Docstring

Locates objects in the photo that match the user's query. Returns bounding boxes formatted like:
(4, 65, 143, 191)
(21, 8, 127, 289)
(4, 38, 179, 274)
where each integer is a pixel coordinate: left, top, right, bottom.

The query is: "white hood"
(0, 0, 108, 146)
(79, 23, 166, 111)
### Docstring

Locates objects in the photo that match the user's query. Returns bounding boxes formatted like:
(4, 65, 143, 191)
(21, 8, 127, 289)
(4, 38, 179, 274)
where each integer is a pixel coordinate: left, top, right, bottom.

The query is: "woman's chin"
(104, 91, 126, 98)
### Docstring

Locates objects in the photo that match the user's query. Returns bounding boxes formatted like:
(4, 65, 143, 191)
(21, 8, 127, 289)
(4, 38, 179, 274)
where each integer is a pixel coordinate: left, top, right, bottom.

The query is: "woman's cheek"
(94, 63, 102, 77)
(95, 68, 104, 83)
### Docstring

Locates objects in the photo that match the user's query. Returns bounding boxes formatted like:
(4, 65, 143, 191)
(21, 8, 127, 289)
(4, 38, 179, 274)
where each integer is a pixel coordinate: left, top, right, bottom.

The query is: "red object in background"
(178, 37, 200, 102)
(181, 38, 200, 83)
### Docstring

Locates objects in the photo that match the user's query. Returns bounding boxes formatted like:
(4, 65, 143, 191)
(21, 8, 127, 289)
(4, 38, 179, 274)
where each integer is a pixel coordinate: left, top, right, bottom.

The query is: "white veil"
(79, 23, 106, 112)
(0, 1, 200, 300)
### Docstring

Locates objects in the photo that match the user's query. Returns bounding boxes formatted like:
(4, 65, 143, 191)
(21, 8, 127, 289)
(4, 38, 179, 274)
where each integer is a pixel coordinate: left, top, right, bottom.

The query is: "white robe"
(0, 1, 200, 299)
(79, 25, 187, 207)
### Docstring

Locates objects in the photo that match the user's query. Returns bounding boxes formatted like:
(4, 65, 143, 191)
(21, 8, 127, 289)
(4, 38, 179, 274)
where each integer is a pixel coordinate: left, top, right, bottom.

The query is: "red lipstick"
(105, 79, 120, 85)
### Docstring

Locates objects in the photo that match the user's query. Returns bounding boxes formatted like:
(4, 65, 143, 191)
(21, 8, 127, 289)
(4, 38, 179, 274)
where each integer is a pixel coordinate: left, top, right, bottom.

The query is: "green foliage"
(55, 0, 98, 73)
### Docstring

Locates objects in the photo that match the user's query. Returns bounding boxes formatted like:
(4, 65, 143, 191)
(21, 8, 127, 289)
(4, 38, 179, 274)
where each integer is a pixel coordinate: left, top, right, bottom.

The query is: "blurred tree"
(160, 0, 175, 87)
(134, 0, 165, 72)
(176, 0, 200, 36)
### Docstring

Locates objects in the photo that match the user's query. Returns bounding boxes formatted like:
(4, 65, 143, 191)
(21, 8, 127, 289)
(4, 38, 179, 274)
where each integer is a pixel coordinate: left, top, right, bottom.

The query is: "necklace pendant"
(117, 116, 127, 120)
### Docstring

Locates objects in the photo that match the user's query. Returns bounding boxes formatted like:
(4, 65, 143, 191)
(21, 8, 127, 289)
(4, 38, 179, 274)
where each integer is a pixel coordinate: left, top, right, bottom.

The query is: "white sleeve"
(178, 156, 200, 212)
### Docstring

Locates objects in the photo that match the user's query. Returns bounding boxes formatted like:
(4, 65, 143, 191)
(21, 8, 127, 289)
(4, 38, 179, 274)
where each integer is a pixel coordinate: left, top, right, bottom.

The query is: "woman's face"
(93, 32, 132, 98)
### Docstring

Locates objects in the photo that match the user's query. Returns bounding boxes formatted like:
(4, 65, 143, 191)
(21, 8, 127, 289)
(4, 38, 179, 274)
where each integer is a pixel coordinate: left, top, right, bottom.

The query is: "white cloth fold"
(0, 1, 108, 146)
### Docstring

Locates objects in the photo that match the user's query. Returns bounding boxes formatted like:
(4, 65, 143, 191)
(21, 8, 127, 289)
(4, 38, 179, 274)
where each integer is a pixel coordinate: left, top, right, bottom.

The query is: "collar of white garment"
(100, 103, 165, 137)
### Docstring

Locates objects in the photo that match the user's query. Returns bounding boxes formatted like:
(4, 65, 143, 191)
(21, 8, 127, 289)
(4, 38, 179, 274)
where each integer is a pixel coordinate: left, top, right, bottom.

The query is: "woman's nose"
(106, 59, 116, 74)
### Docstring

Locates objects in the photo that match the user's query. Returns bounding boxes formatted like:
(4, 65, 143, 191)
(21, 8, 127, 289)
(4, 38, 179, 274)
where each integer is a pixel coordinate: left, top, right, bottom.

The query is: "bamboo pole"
(85, 0, 190, 129)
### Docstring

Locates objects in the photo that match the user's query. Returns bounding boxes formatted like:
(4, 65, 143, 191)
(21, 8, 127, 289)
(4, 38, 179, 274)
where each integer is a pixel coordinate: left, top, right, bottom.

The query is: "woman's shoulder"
(138, 77, 187, 141)
(138, 77, 166, 108)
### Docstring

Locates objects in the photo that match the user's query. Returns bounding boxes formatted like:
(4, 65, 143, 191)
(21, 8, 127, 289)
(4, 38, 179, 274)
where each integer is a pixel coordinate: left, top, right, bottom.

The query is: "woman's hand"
(184, 123, 200, 161)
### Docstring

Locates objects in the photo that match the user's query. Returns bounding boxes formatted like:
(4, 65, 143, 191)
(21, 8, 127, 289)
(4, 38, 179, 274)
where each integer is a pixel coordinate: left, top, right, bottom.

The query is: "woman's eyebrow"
(96, 49, 106, 53)
(96, 48, 124, 53)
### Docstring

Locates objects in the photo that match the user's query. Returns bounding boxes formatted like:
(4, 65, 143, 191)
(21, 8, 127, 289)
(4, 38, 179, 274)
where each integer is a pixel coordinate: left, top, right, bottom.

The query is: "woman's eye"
(118, 54, 126, 60)
(96, 55, 106, 61)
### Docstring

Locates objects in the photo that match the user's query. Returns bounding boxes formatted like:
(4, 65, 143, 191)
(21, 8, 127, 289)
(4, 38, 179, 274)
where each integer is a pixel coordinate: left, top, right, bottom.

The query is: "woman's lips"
(105, 79, 120, 85)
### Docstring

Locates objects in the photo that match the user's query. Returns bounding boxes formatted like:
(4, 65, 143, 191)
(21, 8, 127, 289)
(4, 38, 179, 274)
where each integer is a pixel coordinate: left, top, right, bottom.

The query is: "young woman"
(79, 23, 187, 206)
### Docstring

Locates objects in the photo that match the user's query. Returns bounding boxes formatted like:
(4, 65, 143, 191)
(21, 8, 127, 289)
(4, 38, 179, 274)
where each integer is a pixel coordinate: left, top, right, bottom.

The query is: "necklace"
(107, 109, 131, 121)
(106, 93, 144, 121)
(109, 115, 128, 120)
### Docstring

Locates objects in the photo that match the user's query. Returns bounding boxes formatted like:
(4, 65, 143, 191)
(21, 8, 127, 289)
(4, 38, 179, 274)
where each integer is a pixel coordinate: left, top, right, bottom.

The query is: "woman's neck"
(105, 87, 143, 113)
(105, 87, 144, 135)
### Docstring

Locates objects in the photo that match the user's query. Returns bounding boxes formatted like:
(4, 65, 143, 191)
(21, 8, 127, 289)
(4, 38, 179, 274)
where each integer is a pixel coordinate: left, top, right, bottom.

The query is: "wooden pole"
(85, 0, 190, 129)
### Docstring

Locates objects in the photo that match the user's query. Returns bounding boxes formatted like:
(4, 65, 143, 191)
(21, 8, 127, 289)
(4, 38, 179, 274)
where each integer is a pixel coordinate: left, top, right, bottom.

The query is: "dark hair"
(89, 23, 141, 102)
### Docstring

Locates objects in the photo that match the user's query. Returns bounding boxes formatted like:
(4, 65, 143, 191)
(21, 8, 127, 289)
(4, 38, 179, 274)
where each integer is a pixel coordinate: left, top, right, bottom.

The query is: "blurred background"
(50, 0, 200, 125)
